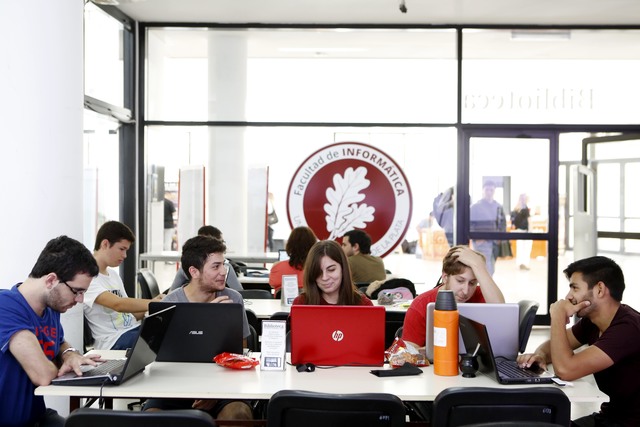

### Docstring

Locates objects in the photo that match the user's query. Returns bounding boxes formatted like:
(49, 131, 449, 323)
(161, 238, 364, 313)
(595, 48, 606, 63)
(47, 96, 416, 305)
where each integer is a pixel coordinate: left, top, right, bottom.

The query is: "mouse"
(296, 363, 315, 372)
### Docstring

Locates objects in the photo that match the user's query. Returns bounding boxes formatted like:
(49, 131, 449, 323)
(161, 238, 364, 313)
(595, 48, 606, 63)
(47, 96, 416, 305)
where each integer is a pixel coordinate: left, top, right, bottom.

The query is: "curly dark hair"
(180, 235, 227, 279)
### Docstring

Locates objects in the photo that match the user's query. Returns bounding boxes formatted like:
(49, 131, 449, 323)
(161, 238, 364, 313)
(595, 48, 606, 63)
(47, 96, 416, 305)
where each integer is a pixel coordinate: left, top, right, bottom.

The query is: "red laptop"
(290, 305, 386, 366)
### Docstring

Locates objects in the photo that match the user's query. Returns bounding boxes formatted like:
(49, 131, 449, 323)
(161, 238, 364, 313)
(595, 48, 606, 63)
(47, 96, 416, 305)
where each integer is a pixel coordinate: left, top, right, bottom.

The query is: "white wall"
(0, 0, 84, 416)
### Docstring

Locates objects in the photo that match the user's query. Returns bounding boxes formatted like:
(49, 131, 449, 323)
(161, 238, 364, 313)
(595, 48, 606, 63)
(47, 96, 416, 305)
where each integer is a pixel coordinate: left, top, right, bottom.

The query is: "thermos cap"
(435, 289, 457, 311)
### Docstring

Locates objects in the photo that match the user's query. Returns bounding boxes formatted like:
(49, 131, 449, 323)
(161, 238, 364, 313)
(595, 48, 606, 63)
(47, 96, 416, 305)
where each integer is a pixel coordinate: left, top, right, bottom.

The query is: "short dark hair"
(181, 235, 227, 279)
(94, 221, 135, 251)
(198, 225, 222, 240)
(563, 256, 625, 302)
(343, 229, 372, 254)
(285, 226, 317, 269)
(30, 236, 99, 282)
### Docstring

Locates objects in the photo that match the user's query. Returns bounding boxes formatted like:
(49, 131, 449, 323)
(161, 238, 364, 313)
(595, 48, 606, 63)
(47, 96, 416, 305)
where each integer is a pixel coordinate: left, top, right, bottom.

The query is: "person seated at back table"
(168, 225, 243, 292)
(292, 240, 373, 306)
(518, 256, 640, 427)
(143, 235, 253, 423)
(269, 226, 317, 297)
(402, 245, 505, 349)
(84, 221, 164, 350)
(341, 229, 386, 284)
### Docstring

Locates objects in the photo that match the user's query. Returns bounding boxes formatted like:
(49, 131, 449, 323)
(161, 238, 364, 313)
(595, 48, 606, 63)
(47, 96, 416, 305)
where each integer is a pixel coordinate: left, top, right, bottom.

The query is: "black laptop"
(458, 315, 556, 385)
(149, 302, 243, 362)
(52, 305, 175, 386)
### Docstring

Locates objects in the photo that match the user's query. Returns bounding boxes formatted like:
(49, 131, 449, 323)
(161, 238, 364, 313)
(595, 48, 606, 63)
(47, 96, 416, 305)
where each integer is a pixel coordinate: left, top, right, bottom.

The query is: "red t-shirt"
(402, 285, 485, 347)
(268, 261, 303, 295)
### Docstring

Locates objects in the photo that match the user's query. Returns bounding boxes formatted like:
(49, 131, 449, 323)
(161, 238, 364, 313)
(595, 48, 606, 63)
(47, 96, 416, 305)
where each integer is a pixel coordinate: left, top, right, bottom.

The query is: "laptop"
(149, 302, 243, 362)
(425, 303, 519, 362)
(290, 305, 386, 366)
(459, 315, 555, 384)
(278, 249, 290, 262)
(52, 305, 175, 386)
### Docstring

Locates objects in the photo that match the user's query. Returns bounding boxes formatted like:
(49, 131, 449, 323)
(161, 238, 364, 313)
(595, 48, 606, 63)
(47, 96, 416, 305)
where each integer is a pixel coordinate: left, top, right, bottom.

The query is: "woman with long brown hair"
(292, 240, 372, 306)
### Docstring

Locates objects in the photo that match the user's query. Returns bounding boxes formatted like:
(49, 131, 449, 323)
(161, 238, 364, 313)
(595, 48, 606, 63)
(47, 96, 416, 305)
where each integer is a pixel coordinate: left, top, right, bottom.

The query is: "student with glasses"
(0, 236, 100, 427)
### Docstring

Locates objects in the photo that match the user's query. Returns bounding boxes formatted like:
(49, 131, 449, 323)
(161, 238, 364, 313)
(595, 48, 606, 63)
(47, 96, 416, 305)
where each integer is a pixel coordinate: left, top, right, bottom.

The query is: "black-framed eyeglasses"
(60, 280, 87, 296)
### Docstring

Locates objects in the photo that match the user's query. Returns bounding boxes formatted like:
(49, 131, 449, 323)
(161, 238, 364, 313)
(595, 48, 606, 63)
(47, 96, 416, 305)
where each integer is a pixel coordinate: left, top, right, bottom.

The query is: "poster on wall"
(286, 142, 412, 257)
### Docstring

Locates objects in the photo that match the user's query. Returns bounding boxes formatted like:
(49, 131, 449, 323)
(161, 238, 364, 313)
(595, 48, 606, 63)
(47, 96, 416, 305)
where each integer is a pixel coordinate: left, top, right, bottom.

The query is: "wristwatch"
(61, 347, 79, 357)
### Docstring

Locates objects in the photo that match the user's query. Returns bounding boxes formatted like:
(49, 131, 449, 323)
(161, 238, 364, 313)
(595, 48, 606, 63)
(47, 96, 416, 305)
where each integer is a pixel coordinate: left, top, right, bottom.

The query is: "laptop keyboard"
(496, 359, 541, 378)
(83, 359, 125, 376)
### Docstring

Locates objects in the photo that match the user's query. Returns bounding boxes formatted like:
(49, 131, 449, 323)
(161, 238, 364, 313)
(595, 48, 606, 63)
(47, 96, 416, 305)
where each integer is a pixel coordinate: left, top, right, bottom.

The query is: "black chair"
(395, 326, 403, 339)
(266, 389, 406, 427)
(518, 299, 540, 353)
(239, 289, 273, 299)
(432, 386, 570, 427)
(247, 324, 259, 352)
(385, 311, 406, 348)
(83, 315, 94, 353)
(65, 407, 217, 427)
(137, 268, 160, 299)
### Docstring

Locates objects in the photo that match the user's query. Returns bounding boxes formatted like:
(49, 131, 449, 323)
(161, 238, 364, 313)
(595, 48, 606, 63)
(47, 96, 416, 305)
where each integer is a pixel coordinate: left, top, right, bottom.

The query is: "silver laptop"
(149, 302, 243, 362)
(426, 303, 519, 362)
(52, 305, 175, 386)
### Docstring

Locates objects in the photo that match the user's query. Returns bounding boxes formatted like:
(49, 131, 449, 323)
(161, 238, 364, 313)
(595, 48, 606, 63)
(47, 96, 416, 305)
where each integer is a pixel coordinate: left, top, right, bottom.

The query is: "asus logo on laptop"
(331, 330, 344, 342)
(189, 330, 204, 335)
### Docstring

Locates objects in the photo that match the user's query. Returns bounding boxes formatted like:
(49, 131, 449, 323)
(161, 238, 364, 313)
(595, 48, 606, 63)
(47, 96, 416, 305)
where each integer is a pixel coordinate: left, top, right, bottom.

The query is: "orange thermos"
(433, 290, 459, 376)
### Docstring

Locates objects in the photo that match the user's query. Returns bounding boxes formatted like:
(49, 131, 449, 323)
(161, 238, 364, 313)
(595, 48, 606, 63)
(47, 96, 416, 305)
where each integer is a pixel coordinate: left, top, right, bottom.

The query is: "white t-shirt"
(83, 267, 140, 350)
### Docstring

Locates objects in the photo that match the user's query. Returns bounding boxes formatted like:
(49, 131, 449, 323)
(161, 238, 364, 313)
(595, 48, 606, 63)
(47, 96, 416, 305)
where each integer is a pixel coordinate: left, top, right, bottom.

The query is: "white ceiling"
(113, 0, 640, 26)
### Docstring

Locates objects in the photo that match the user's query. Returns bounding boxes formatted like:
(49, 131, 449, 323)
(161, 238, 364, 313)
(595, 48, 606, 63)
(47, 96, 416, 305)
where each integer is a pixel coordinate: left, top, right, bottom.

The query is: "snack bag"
(385, 336, 429, 368)
(213, 352, 260, 370)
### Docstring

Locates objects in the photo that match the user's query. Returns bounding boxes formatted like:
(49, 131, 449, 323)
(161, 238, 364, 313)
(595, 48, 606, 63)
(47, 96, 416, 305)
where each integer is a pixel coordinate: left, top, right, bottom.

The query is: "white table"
(244, 299, 411, 319)
(36, 352, 607, 406)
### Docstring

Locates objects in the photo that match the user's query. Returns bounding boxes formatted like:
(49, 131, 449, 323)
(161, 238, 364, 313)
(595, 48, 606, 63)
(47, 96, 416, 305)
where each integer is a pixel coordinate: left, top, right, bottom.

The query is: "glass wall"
(139, 24, 640, 310)
(462, 29, 640, 124)
(84, 3, 124, 108)
(146, 28, 458, 123)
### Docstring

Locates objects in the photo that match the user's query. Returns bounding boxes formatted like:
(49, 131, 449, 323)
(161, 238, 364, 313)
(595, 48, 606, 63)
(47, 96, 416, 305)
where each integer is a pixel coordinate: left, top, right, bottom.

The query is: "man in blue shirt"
(0, 236, 100, 427)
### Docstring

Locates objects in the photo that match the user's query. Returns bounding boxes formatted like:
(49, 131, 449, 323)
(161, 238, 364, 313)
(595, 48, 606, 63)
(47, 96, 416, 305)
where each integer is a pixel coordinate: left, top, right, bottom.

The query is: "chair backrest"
(65, 407, 216, 427)
(384, 310, 406, 348)
(137, 268, 160, 299)
(83, 315, 94, 353)
(239, 289, 273, 299)
(266, 390, 406, 427)
(432, 386, 570, 427)
(247, 324, 259, 352)
(518, 299, 540, 353)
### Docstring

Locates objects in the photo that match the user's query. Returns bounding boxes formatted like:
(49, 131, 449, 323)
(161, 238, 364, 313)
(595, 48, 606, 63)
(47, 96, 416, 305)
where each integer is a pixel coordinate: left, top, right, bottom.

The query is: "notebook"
(459, 315, 556, 384)
(290, 305, 386, 366)
(149, 302, 243, 362)
(425, 303, 519, 362)
(52, 305, 175, 386)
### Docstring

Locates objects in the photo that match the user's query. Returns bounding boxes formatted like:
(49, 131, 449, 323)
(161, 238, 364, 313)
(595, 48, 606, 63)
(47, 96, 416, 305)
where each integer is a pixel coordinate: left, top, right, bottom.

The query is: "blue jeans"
(111, 326, 140, 350)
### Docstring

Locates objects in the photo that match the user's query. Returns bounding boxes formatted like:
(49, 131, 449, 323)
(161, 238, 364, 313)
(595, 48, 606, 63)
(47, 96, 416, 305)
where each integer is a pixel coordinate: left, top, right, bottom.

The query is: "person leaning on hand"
(0, 236, 102, 427)
(401, 245, 505, 349)
(517, 256, 640, 427)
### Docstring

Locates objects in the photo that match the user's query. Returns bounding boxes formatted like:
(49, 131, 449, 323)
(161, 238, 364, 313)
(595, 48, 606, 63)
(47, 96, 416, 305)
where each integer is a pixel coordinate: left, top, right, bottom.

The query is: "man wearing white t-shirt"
(83, 221, 163, 350)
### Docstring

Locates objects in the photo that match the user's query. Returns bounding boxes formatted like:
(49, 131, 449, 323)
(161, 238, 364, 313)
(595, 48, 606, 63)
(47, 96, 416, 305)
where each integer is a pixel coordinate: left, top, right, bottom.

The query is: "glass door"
(460, 129, 558, 321)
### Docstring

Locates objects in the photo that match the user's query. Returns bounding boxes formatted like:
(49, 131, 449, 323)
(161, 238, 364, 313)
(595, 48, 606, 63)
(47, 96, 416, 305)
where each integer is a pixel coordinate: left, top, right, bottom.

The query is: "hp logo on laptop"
(332, 330, 344, 341)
